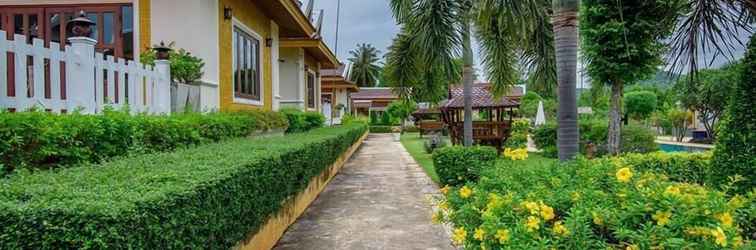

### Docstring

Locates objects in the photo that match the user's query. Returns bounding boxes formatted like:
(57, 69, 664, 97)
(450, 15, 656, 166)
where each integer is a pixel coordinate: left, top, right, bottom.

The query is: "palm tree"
(348, 43, 382, 87)
(387, 0, 544, 147)
(552, 0, 580, 160)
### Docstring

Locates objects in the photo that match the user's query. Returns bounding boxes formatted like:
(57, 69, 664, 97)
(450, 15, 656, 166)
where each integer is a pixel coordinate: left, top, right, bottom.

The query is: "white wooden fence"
(0, 30, 171, 114)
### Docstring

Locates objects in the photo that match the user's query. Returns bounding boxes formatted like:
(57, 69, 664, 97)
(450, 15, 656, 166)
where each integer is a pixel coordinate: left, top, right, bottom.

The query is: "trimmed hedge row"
(280, 108, 325, 133)
(0, 110, 287, 175)
(0, 123, 367, 249)
(533, 120, 658, 158)
(609, 152, 713, 186)
(432, 146, 498, 186)
(369, 125, 396, 133)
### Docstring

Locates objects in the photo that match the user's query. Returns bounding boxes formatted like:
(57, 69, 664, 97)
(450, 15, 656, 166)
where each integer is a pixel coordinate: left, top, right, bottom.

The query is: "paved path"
(274, 134, 454, 250)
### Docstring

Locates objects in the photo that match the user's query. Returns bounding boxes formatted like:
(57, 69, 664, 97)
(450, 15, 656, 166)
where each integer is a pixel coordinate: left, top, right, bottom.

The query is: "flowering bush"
(505, 118, 530, 149)
(503, 147, 528, 161)
(434, 158, 753, 249)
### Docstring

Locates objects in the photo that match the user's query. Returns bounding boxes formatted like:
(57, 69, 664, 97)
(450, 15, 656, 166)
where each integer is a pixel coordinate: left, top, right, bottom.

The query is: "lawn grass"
(400, 132, 558, 186)
(400, 132, 441, 184)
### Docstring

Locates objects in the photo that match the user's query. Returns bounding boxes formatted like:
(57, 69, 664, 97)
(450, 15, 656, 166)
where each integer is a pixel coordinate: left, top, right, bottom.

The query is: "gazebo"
(440, 84, 522, 151)
(411, 106, 444, 137)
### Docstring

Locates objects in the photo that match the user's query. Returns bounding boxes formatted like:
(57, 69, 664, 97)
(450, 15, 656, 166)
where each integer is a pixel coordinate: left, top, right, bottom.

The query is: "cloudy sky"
(311, 0, 751, 79)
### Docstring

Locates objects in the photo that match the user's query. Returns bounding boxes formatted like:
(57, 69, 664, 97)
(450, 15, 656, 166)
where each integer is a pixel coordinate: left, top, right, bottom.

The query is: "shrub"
(432, 146, 498, 186)
(505, 119, 530, 149)
(533, 120, 657, 158)
(437, 157, 753, 249)
(140, 42, 204, 84)
(0, 110, 286, 175)
(341, 114, 368, 125)
(620, 124, 658, 153)
(280, 109, 324, 133)
(369, 125, 395, 133)
(609, 152, 712, 185)
(624, 90, 657, 120)
(712, 35, 756, 195)
(0, 124, 368, 249)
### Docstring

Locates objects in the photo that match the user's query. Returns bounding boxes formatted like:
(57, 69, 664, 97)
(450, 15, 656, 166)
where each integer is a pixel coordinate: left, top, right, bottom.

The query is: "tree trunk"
(462, 21, 474, 147)
(552, 0, 580, 161)
(608, 80, 623, 155)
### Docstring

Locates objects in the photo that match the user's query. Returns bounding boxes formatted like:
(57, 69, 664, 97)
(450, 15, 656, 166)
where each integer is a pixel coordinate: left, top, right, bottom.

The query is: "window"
(233, 25, 261, 102)
(306, 71, 316, 109)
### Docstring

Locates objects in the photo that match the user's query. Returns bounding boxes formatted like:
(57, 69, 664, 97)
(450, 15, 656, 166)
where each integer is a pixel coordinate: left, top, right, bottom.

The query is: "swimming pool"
(658, 142, 712, 152)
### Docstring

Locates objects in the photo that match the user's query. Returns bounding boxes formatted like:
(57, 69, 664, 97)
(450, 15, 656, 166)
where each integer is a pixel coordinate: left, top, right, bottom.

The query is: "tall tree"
(552, 0, 581, 160)
(675, 62, 739, 140)
(348, 43, 382, 87)
(386, 0, 548, 147)
(581, 0, 682, 155)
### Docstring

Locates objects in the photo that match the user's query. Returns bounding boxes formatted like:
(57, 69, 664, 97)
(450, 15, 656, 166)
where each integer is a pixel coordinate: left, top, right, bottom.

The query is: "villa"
(0, 0, 339, 112)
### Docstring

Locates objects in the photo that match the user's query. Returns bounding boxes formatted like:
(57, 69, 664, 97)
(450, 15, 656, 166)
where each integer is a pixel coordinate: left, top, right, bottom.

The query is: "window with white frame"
(233, 25, 261, 102)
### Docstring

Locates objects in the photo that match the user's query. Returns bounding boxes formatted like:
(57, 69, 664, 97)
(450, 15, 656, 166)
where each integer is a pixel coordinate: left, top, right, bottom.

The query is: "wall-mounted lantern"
(265, 38, 273, 47)
(69, 11, 95, 37)
(224, 7, 233, 20)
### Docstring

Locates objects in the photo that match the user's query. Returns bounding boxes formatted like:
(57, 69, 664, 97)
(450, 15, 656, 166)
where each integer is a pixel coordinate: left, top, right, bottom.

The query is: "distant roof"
(321, 64, 347, 77)
(351, 87, 398, 100)
(441, 83, 522, 109)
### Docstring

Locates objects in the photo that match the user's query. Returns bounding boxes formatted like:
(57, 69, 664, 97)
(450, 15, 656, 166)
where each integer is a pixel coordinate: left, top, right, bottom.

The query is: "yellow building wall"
(218, 0, 273, 111)
(139, 0, 151, 53)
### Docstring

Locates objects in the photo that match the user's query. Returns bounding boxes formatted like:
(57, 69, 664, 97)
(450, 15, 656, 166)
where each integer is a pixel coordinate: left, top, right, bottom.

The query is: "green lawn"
(400, 133, 441, 184)
(400, 132, 558, 185)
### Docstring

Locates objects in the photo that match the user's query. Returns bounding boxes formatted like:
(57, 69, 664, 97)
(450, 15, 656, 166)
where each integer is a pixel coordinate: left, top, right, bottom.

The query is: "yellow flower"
(525, 216, 540, 232)
(452, 227, 467, 245)
(486, 193, 502, 211)
(504, 148, 529, 160)
(459, 186, 473, 199)
(440, 185, 450, 195)
(652, 211, 672, 226)
(552, 221, 570, 237)
(715, 212, 734, 228)
(540, 203, 555, 221)
(522, 201, 539, 214)
(474, 227, 486, 240)
(592, 212, 604, 226)
(711, 227, 727, 247)
(616, 167, 633, 183)
(495, 229, 510, 244)
(664, 185, 681, 196)
(727, 195, 746, 210)
(626, 244, 640, 250)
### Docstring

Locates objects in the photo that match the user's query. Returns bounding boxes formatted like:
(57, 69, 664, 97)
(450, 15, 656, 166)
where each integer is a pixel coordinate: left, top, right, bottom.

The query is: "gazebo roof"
(440, 83, 522, 109)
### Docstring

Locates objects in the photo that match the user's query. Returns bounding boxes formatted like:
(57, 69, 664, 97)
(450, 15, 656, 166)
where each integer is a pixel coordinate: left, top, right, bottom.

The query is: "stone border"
(234, 132, 369, 250)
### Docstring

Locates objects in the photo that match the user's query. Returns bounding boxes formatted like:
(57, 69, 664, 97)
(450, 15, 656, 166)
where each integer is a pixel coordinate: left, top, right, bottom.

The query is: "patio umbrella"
(535, 100, 546, 126)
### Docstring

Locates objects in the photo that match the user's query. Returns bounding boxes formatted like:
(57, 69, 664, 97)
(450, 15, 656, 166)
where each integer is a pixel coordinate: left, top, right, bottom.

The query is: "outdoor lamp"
(69, 11, 95, 37)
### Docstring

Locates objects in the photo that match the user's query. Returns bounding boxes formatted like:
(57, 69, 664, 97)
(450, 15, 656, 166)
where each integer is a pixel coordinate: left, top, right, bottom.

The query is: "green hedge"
(280, 108, 325, 133)
(533, 120, 657, 158)
(609, 152, 713, 186)
(432, 146, 498, 186)
(0, 124, 367, 249)
(437, 156, 753, 249)
(0, 110, 287, 175)
(369, 125, 396, 133)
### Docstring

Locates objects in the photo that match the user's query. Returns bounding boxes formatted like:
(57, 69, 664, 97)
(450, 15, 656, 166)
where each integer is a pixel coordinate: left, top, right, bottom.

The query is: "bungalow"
(320, 63, 358, 124)
(350, 87, 399, 117)
(0, 0, 338, 112)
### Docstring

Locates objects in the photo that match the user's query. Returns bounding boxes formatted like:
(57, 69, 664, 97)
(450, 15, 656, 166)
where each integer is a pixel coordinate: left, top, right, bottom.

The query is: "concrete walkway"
(274, 134, 454, 250)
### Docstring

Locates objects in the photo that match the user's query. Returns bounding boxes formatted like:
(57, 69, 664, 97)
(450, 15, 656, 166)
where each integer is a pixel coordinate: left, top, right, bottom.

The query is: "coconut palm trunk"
(552, 0, 580, 161)
(462, 21, 475, 146)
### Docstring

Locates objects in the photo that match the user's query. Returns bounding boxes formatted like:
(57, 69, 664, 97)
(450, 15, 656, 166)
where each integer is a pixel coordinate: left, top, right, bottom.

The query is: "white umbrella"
(535, 100, 546, 126)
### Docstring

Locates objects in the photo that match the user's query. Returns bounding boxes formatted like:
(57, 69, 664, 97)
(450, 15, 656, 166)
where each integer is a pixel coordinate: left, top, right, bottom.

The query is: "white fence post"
(154, 59, 171, 114)
(66, 37, 97, 114)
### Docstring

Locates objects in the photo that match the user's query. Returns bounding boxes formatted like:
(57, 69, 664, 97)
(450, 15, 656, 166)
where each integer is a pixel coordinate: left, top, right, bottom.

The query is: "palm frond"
(407, 0, 463, 80)
(473, 0, 524, 96)
(520, 0, 557, 97)
(667, 0, 754, 76)
(385, 30, 420, 100)
(389, 0, 415, 24)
